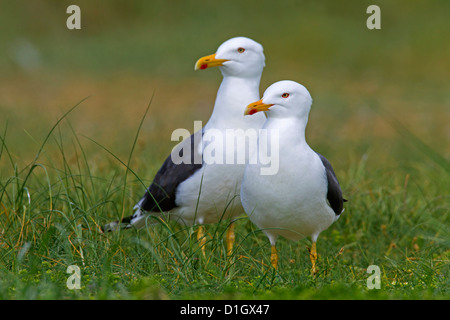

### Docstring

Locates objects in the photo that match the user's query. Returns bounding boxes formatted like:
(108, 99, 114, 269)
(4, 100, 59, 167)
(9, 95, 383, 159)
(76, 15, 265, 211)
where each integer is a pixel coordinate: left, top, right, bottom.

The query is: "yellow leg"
(309, 242, 318, 274)
(197, 225, 206, 256)
(226, 222, 235, 257)
(270, 245, 278, 269)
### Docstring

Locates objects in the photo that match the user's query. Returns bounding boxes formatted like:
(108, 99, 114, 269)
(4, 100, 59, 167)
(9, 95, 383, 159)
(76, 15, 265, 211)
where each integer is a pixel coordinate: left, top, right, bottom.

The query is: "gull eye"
(281, 93, 290, 98)
(237, 47, 245, 53)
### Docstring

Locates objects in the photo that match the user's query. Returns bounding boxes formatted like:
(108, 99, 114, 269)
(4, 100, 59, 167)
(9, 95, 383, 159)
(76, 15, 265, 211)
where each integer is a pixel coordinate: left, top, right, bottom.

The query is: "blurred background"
(0, 2, 448, 299)
(0, 0, 449, 182)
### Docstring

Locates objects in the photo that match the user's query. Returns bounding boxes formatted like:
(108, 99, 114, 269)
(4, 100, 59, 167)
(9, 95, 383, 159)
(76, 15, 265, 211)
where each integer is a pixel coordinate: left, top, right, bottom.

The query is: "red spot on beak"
(248, 109, 257, 115)
(200, 64, 208, 70)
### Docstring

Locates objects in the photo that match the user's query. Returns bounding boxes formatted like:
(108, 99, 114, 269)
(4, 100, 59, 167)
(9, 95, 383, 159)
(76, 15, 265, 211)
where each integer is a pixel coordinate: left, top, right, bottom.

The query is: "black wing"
(140, 131, 203, 212)
(316, 152, 346, 215)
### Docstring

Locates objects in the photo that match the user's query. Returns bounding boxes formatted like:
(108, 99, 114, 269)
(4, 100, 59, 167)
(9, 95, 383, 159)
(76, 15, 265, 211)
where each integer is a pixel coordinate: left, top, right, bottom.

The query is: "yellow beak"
(195, 53, 229, 70)
(244, 99, 274, 116)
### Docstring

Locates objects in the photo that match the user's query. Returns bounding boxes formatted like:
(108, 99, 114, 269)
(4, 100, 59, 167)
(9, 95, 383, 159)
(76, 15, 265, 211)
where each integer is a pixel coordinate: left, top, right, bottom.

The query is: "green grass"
(0, 100, 448, 300)
(0, 0, 449, 300)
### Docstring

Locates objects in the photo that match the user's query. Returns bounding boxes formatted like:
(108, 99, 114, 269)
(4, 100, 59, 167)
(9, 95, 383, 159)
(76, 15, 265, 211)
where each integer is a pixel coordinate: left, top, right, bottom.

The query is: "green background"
(0, 0, 448, 299)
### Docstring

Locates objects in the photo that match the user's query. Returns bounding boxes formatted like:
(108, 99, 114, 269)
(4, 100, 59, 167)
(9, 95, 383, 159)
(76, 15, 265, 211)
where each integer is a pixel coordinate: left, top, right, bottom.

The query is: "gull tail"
(101, 204, 148, 232)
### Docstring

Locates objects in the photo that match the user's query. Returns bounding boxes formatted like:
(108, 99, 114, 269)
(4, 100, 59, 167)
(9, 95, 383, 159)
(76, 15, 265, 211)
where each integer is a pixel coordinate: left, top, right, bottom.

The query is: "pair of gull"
(103, 37, 346, 272)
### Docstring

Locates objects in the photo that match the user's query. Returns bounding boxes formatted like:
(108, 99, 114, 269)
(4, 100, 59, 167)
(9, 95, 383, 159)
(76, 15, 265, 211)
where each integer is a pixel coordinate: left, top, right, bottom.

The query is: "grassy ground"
(0, 1, 449, 299)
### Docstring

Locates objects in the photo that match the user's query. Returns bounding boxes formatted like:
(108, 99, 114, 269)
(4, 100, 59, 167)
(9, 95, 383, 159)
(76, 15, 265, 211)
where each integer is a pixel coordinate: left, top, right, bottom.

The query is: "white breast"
(241, 123, 336, 242)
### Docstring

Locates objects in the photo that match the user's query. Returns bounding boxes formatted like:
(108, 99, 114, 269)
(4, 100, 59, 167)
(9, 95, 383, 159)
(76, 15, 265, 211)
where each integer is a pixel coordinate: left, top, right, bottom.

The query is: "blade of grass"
(121, 92, 155, 219)
(0, 122, 16, 171)
(16, 97, 90, 206)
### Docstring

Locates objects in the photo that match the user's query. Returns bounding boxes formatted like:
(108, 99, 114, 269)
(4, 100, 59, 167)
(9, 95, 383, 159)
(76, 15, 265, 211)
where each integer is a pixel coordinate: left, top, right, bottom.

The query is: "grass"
(0, 98, 448, 300)
(0, 1, 449, 300)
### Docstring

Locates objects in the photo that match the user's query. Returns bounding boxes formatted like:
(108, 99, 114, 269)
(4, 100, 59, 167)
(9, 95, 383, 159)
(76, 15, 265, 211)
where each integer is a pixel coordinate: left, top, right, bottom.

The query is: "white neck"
(263, 117, 308, 146)
(205, 74, 265, 130)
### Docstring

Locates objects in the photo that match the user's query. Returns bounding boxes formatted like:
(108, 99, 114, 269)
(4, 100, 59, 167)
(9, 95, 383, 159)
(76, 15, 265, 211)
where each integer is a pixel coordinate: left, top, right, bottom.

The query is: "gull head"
(195, 37, 265, 78)
(244, 80, 313, 119)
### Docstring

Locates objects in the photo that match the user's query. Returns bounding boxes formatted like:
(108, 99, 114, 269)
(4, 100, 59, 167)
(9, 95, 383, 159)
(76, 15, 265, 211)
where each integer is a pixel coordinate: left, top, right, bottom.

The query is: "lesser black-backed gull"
(103, 37, 266, 256)
(241, 80, 347, 272)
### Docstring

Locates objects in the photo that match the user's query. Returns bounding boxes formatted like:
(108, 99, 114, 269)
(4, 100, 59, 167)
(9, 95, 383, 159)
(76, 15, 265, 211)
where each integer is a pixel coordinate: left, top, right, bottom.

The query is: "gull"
(241, 80, 347, 272)
(103, 37, 266, 256)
